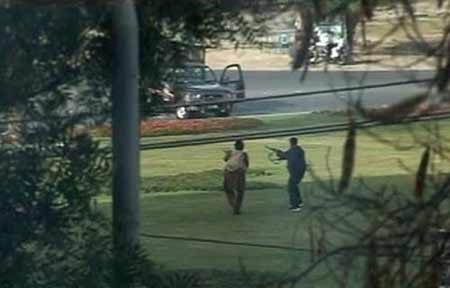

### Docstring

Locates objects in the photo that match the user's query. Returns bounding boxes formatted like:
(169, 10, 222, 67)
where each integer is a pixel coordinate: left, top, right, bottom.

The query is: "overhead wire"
(138, 111, 450, 151)
(140, 232, 312, 252)
(163, 78, 432, 109)
(2, 77, 445, 153)
(0, 78, 432, 125)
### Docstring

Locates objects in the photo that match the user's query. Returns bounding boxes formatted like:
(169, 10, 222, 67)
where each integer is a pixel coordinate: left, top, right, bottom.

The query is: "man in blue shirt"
(276, 137, 306, 212)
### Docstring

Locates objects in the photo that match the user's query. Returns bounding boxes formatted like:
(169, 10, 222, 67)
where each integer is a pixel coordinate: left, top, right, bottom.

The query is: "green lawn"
(141, 115, 449, 182)
(137, 112, 349, 146)
(100, 113, 450, 286)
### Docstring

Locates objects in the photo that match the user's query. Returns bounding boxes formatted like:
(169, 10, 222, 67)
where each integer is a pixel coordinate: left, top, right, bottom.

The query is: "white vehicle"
(309, 21, 348, 64)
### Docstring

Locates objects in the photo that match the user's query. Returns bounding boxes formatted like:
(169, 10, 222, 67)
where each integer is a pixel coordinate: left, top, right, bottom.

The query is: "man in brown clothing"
(223, 139, 249, 215)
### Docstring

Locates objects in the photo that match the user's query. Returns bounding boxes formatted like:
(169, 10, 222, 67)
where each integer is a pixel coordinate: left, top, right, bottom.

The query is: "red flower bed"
(90, 117, 263, 137)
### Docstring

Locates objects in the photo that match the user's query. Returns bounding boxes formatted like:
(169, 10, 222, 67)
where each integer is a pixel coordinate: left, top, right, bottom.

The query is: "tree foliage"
(0, 1, 106, 111)
(5, 0, 450, 287)
(1, 1, 262, 287)
(0, 92, 112, 286)
(2, 0, 263, 116)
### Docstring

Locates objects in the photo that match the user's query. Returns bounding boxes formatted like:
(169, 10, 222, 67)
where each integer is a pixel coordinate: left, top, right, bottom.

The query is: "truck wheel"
(217, 104, 232, 117)
(176, 107, 190, 119)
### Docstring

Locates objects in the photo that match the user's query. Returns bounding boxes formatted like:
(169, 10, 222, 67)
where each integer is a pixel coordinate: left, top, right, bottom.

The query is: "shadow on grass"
(142, 169, 284, 193)
(381, 40, 439, 56)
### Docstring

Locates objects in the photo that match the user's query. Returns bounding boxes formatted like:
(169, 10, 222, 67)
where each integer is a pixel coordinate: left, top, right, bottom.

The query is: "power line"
(0, 78, 432, 126)
(140, 232, 441, 260)
(139, 120, 351, 149)
(7, 111, 449, 155)
(0, 78, 440, 152)
(140, 232, 312, 252)
(138, 111, 450, 151)
(164, 78, 432, 109)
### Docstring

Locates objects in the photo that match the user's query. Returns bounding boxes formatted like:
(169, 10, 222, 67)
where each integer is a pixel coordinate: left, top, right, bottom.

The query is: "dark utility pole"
(111, 0, 140, 285)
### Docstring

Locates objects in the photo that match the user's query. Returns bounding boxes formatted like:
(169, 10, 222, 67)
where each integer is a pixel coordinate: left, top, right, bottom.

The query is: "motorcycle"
(308, 25, 348, 65)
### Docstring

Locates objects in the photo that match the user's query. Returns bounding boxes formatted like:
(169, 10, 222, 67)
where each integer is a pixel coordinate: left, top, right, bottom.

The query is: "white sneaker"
(290, 207, 302, 212)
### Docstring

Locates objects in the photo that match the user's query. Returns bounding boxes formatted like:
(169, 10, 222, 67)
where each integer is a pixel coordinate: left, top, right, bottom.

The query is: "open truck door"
(220, 64, 245, 99)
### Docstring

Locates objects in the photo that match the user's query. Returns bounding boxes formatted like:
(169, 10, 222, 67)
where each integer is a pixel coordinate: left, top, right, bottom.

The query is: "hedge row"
(89, 117, 263, 137)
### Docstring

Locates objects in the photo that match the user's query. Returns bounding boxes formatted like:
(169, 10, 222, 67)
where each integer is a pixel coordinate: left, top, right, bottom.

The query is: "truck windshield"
(172, 66, 217, 84)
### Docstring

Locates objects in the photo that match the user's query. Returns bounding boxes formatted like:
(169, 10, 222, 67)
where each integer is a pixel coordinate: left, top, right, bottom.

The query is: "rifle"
(265, 145, 283, 163)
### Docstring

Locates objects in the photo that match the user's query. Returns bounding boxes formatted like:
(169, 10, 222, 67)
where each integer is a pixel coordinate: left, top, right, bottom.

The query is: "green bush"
(0, 95, 176, 287)
(0, 106, 112, 287)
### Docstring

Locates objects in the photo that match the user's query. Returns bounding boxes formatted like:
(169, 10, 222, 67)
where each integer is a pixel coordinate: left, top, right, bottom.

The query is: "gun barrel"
(265, 146, 279, 152)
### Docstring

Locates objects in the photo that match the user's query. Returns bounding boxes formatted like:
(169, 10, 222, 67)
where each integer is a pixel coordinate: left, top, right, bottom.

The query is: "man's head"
(234, 139, 244, 151)
(289, 137, 298, 147)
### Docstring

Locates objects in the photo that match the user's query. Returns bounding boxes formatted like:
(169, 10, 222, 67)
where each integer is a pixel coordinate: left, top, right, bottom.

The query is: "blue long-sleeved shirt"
(279, 145, 306, 178)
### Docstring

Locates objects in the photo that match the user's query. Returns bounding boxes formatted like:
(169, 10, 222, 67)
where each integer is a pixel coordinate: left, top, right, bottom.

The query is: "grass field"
(100, 113, 450, 286)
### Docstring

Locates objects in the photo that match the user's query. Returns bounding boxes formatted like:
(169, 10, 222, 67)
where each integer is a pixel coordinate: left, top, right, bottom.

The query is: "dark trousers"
(288, 174, 303, 208)
(224, 169, 246, 214)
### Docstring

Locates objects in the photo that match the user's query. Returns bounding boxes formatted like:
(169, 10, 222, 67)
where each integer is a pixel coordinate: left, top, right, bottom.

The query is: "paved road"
(231, 70, 434, 115)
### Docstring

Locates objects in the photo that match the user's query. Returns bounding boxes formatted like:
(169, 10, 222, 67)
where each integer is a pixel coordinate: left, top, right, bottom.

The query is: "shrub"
(0, 95, 114, 287)
(0, 95, 173, 287)
(90, 117, 263, 137)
